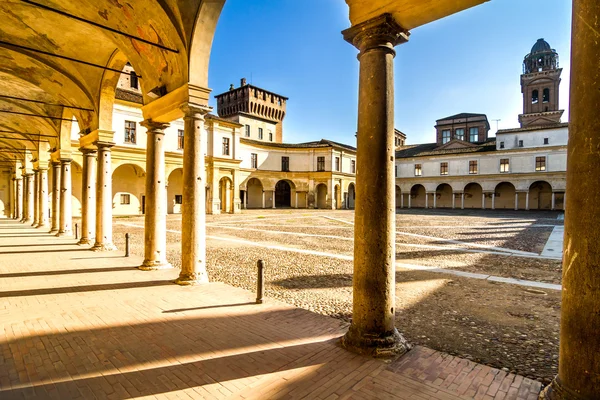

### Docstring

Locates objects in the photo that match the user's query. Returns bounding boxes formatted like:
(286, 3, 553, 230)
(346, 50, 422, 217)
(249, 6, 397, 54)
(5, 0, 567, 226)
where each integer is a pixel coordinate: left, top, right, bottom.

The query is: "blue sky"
(208, 0, 572, 146)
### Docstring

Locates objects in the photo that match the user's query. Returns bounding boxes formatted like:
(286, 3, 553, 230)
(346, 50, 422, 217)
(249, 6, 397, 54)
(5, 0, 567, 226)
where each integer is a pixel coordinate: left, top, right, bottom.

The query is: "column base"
(55, 230, 73, 237)
(22, 219, 32, 224)
(341, 325, 410, 359)
(174, 272, 209, 286)
(49, 228, 59, 234)
(36, 224, 48, 230)
(539, 377, 584, 400)
(77, 237, 94, 245)
(91, 242, 117, 252)
(138, 260, 173, 271)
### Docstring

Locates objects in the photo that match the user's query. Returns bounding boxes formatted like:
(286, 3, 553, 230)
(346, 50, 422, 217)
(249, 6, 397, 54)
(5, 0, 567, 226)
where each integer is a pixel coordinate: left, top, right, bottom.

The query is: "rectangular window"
(518, 140, 524, 147)
(414, 164, 422, 176)
(469, 160, 478, 174)
(455, 128, 465, 141)
(282, 156, 290, 172)
(245, 125, 250, 137)
(500, 141, 505, 149)
(544, 137, 549, 145)
(258, 128, 263, 140)
(536, 156, 546, 171)
(124, 120, 136, 144)
(174, 195, 182, 205)
(395, 165, 398, 177)
(351, 160, 356, 174)
(269, 132, 273, 142)
(469, 127, 479, 142)
(335, 157, 340, 171)
(440, 162, 448, 175)
(120, 194, 130, 205)
(222, 137, 230, 156)
(251, 153, 258, 169)
(500, 158, 510, 173)
(130, 71, 138, 89)
(442, 129, 451, 144)
(317, 156, 325, 172)
(177, 129, 184, 150)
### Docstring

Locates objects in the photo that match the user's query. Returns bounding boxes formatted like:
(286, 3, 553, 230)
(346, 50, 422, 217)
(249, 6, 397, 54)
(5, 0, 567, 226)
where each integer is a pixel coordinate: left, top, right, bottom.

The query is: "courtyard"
(108, 209, 563, 384)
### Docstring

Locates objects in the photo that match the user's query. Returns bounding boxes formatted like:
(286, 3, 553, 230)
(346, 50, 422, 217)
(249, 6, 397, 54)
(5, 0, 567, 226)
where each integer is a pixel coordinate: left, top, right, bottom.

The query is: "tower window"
(222, 137, 230, 156)
(269, 131, 273, 142)
(469, 160, 478, 174)
(469, 127, 479, 142)
(441, 130, 451, 144)
(245, 125, 250, 137)
(335, 157, 340, 171)
(351, 160, 356, 174)
(500, 141, 505, 149)
(518, 140, 524, 147)
(532, 90, 539, 104)
(440, 162, 448, 176)
(543, 88, 550, 103)
(455, 128, 465, 141)
(536, 156, 547, 171)
(414, 164, 422, 176)
(130, 71, 138, 89)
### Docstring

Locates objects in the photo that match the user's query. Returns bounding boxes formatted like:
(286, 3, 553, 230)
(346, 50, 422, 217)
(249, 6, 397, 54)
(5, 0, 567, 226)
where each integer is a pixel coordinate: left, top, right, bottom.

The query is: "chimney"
(241, 78, 247, 86)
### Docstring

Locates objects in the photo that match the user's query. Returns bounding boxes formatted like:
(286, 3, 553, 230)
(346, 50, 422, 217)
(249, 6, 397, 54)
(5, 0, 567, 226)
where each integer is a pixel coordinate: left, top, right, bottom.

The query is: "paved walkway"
(0, 219, 542, 399)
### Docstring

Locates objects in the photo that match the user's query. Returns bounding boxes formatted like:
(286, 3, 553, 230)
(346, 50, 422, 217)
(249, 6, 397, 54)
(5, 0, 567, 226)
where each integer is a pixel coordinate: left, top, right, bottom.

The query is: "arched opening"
(112, 164, 145, 216)
(348, 183, 356, 209)
(543, 88, 550, 103)
(532, 89, 539, 104)
(167, 168, 183, 214)
(410, 184, 426, 208)
(529, 181, 553, 210)
(395, 185, 401, 208)
(464, 183, 483, 208)
(71, 161, 83, 218)
(316, 183, 328, 209)
(494, 182, 516, 209)
(246, 178, 263, 209)
(275, 180, 292, 207)
(435, 184, 453, 208)
(219, 176, 233, 213)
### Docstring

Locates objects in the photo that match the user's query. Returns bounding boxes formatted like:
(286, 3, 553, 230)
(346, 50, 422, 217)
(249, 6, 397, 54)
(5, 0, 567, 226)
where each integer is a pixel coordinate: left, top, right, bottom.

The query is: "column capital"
(95, 141, 115, 150)
(180, 104, 211, 120)
(141, 119, 170, 132)
(59, 158, 72, 164)
(342, 13, 409, 54)
(79, 148, 97, 156)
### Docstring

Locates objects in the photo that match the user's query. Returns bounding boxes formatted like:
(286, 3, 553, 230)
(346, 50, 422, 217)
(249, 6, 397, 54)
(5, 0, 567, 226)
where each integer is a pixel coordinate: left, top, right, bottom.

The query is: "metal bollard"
(256, 260, 265, 304)
(125, 233, 130, 257)
(74, 223, 78, 239)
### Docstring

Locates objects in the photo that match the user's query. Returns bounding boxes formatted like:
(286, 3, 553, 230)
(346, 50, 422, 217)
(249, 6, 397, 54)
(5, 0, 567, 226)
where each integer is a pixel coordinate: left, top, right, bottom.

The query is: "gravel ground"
(108, 209, 563, 383)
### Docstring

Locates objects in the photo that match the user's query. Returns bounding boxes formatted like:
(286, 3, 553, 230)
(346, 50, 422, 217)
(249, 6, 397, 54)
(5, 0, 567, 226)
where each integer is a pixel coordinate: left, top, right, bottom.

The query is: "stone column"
(481, 193, 485, 210)
(425, 192, 429, 209)
(139, 120, 172, 270)
(32, 170, 39, 227)
(78, 150, 96, 245)
(15, 177, 22, 221)
(24, 174, 34, 224)
(340, 14, 409, 357)
(272, 190, 276, 209)
(50, 161, 61, 234)
(243, 190, 248, 209)
(400, 192, 404, 209)
(452, 192, 455, 209)
(408, 194, 411, 209)
(525, 192, 530, 210)
(92, 143, 117, 251)
(541, 2, 600, 398)
(491, 193, 496, 210)
(461, 192, 465, 209)
(515, 193, 519, 211)
(551, 192, 556, 210)
(37, 167, 49, 229)
(56, 159, 73, 236)
(175, 105, 210, 285)
(295, 191, 299, 208)
(563, 193, 566, 211)
(433, 193, 437, 209)
(262, 191, 266, 209)
(9, 178, 14, 219)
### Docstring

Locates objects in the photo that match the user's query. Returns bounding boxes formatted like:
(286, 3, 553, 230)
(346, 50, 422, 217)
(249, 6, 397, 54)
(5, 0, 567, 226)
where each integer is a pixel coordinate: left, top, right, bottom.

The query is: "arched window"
(532, 90, 539, 104)
(543, 88, 550, 103)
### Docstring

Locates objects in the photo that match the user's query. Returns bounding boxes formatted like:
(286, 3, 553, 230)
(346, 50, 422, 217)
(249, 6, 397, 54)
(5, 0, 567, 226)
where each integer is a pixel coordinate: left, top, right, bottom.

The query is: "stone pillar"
(243, 190, 248, 209)
(481, 193, 486, 210)
(32, 170, 39, 227)
(563, 192, 566, 211)
(15, 177, 22, 221)
(491, 193, 496, 210)
(295, 191, 299, 208)
(425, 192, 429, 209)
(9, 178, 14, 219)
(461, 192, 465, 210)
(400, 192, 404, 209)
(262, 191, 266, 209)
(408, 194, 411, 209)
(433, 193, 437, 209)
(78, 151, 96, 245)
(272, 190, 276, 209)
(340, 14, 409, 357)
(140, 121, 172, 270)
(24, 174, 34, 224)
(37, 167, 49, 229)
(452, 192, 455, 209)
(551, 192, 556, 210)
(175, 105, 210, 285)
(92, 143, 117, 251)
(50, 161, 61, 234)
(56, 159, 73, 236)
(515, 193, 519, 211)
(525, 192, 530, 210)
(541, 2, 600, 398)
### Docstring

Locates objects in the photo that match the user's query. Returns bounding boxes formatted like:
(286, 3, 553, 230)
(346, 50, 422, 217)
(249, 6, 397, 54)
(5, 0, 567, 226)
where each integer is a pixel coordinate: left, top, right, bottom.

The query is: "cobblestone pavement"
(0, 218, 542, 399)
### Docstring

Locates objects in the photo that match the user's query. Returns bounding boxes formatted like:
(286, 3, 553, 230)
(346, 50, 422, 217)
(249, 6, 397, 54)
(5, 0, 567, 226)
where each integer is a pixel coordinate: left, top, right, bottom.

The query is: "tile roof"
(437, 113, 487, 121)
(241, 138, 355, 151)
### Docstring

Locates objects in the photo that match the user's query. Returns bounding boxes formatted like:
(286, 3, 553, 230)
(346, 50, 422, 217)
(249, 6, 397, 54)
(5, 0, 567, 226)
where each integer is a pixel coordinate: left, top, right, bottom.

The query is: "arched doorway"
(435, 184, 453, 208)
(316, 183, 328, 209)
(167, 168, 183, 214)
(348, 183, 356, 209)
(275, 180, 292, 207)
(529, 181, 553, 210)
(464, 183, 483, 208)
(219, 176, 233, 213)
(112, 164, 145, 216)
(410, 184, 426, 208)
(494, 182, 516, 209)
(246, 178, 263, 209)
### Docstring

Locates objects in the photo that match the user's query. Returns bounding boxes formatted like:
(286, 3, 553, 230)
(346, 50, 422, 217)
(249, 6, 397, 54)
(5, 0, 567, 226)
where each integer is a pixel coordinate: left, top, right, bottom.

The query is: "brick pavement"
(0, 219, 542, 399)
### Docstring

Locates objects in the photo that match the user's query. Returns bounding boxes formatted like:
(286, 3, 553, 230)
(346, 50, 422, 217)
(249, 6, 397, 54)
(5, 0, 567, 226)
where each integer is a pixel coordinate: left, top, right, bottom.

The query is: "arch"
(435, 183, 453, 208)
(167, 168, 183, 214)
(316, 183, 328, 209)
(532, 89, 539, 104)
(246, 178, 264, 209)
(275, 180, 293, 207)
(348, 183, 356, 210)
(494, 182, 516, 209)
(463, 182, 483, 208)
(410, 184, 426, 208)
(219, 176, 233, 213)
(112, 164, 145, 216)
(529, 181, 553, 210)
(98, 49, 129, 132)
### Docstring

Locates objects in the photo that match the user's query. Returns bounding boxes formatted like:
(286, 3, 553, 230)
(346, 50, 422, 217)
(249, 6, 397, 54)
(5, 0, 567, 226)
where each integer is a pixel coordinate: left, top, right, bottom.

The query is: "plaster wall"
(496, 127, 567, 150)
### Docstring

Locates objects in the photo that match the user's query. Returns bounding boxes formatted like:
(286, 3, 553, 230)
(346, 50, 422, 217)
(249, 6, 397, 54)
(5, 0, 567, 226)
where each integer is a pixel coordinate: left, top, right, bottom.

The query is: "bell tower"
(518, 39, 564, 128)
